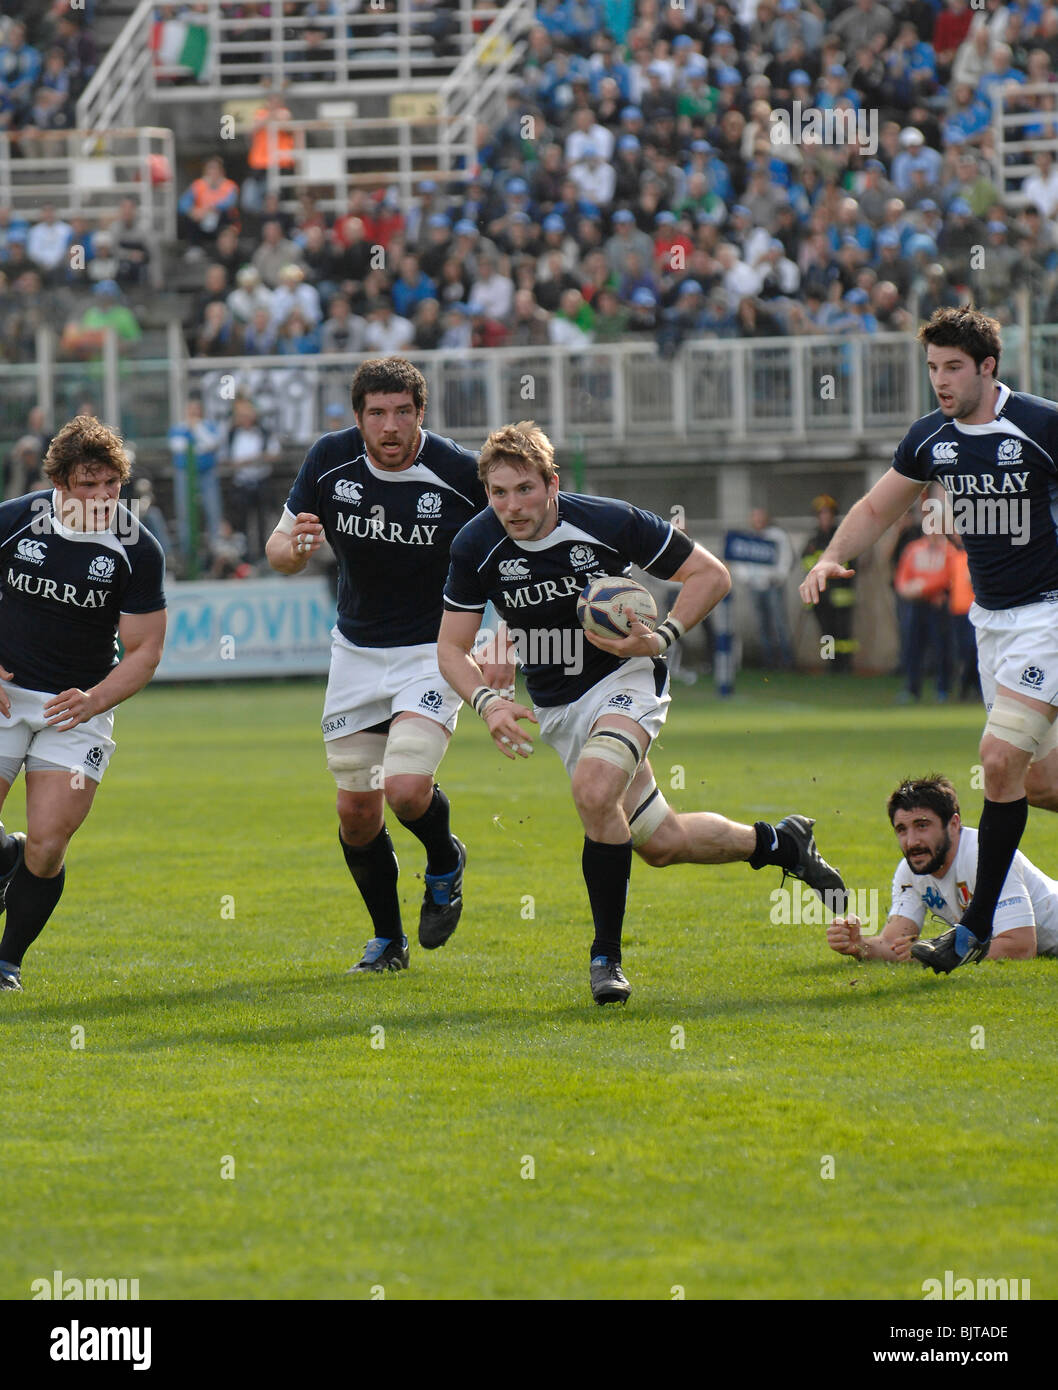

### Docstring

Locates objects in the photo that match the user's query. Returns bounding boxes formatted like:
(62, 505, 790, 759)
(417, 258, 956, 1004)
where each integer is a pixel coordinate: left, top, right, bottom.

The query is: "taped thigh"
(577, 726, 644, 790)
(984, 694, 1055, 759)
(382, 718, 449, 780)
(326, 731, 388, 792)
(628, 775, 671, 848)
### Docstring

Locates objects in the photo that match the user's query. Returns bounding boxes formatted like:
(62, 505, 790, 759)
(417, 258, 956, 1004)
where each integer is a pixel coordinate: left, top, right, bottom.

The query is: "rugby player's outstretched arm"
(800, 469, 925, 603)
(44, 609, 167, 731)
(665, 542, 731, 631)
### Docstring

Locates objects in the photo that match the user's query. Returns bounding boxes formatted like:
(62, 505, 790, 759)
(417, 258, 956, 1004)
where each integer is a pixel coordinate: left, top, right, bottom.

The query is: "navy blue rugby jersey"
(284, 426, 487, 647)
(891, 384, 1058, 609)
(444, 492, 695, 705)
(0, 490, 166, 693)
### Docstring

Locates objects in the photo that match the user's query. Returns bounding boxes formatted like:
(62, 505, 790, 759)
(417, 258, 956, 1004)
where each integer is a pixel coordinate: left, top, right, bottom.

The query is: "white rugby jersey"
(889, 825, 1058, 956)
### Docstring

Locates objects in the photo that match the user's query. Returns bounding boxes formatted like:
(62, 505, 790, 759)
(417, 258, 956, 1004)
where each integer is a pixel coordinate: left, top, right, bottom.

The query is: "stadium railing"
(12, 327, 1055, 459)
(76, 0, 533, 132)
(0, 127, 176, 287)
(993, 80, 1058, 207)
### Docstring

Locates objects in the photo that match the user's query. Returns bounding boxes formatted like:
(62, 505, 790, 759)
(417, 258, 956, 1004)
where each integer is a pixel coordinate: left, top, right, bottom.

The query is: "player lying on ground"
(265, 357, 509, 974)
(438, 420, 847, 1005)
(0, 417, 167, 993)
(826, 774, 1057, 967)
(802, 306, 1058, 974)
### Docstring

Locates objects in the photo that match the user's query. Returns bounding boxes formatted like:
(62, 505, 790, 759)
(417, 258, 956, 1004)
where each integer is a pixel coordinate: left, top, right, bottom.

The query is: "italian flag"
(152, 20, 210, 80)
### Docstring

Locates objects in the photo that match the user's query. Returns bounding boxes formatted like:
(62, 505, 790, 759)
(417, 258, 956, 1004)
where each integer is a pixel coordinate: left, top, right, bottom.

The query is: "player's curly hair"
(887, 775, 960, 827)
(43, 415, 132, 488)
(350, 357, 428, 416)
(917, 307, 1001, 374)
(477, 420, 557, 485)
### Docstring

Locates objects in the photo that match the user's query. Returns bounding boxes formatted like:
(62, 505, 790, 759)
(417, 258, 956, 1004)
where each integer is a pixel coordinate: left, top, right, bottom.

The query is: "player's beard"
(369, 427, 420, 471)
(905, 829, 951, 878)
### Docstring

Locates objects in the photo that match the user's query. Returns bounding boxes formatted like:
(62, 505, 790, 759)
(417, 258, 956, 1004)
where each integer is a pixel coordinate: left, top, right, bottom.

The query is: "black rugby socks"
(398, 785, 459, 876)
(959, 797, 1028, 941)
(0, 862, 66, 967)
(340, 826, 402, 940)
(583, 836, 632, 962)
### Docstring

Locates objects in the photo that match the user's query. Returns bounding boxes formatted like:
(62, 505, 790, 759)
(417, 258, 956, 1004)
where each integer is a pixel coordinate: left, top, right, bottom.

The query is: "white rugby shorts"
(973, 598, 1058, 760)
(321, 628, 462, 740)
(0, 680, 115, 784)
(535, 658, 671, 778)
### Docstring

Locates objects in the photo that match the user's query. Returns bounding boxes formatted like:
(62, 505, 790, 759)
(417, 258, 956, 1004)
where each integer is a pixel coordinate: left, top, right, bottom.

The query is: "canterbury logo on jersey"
(333, 479, 363, 503)
(15, 538, 47, 564)
(88, 555, 116, 581)
(499, 558, 531, 580)
(931, 441, 958, 462)
(5, 569, 110, 607)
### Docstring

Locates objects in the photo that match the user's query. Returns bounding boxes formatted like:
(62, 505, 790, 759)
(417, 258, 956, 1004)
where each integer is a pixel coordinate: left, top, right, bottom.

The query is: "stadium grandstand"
(1, 0, 1057, 654)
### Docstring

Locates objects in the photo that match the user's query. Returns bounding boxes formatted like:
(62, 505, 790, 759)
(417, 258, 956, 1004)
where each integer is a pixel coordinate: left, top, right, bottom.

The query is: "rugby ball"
(577, 575, 658, 638)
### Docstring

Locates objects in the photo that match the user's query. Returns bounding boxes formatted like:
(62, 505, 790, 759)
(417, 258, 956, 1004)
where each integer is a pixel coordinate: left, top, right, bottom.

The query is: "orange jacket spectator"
(895, 534, 957, 604)
(948, 544, 975, 616)
(248, 100, 295, 172)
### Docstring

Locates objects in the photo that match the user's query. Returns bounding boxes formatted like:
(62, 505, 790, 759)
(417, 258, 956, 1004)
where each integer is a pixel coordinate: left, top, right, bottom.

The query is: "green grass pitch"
(1, 673, 1054, 1300)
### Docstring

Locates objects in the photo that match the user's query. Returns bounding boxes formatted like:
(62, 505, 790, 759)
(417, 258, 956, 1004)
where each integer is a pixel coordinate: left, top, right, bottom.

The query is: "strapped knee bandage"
(326, 732, 388, 791)
(628, 777, 670, 847)
(382, 719, 449, 780)
(578, 727, 644, 787)
(984, 694, 1056, 757)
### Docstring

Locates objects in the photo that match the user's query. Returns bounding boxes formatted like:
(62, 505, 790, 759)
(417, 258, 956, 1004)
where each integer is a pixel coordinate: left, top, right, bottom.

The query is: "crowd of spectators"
(0, 5, 97, 139)
(168, 0, 1058, 366)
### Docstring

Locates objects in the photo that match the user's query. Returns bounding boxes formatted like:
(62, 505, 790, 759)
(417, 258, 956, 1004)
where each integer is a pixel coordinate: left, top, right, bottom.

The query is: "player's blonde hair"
(43, 415, 132, 488)
(477, 420, 557, 486)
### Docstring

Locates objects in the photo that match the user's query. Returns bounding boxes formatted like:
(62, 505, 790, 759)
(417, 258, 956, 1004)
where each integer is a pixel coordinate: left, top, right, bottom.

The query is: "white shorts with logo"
(973, 599, 1058, 760)
(321, 628, 462, 740)
(535, 658, 671, 778)
(0, 680, 116, 784)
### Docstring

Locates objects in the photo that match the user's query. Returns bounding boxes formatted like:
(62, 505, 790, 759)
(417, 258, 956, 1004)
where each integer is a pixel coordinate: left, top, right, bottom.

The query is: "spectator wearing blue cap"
(417, 213, 452, 280)
(613, 132, 644, 203)
(604, 208, 654, 280)
(874, 230, 913, 298)
(403, 179, 442, 246)
(626, 285, 658, 338)
(815, 62, 862, 112)
(841, 286, 878, 334)
(570, 142, 617, 207)
(657, 277, 709, 357)
(937, 198, 984, 280)
(972, 219, 1022, 316)
(60, 279, 142, 358)
(565, 106, 614, 166)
